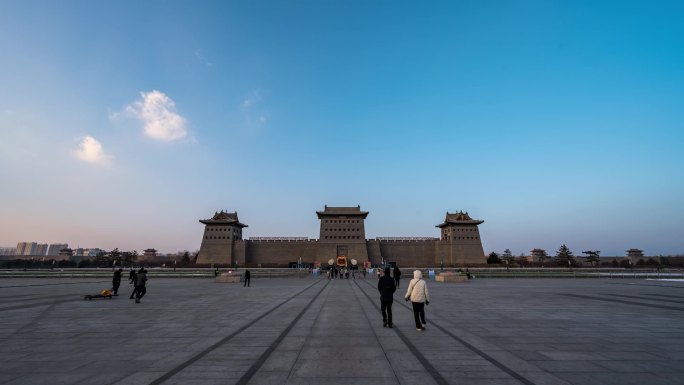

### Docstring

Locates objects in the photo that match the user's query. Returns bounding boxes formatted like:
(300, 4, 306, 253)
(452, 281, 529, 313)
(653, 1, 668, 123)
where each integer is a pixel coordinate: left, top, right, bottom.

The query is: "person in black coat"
(378, 267, 396, 328)
(134, 268, 147, 303)
(393, 266, 402, 288)
(112, 268, 122, 296)
(129, 269, 138, 299)
(244, 270, 251, 287)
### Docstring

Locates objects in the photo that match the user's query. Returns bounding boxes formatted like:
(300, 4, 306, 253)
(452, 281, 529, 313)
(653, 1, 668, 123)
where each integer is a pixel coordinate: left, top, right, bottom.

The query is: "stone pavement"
(0, 276, 683, 385)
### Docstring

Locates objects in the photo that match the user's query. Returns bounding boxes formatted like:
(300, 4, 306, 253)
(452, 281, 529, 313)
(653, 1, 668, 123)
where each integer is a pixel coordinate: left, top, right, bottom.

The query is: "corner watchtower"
(196, 210, 247, 266)
(436, 211, 485, 265)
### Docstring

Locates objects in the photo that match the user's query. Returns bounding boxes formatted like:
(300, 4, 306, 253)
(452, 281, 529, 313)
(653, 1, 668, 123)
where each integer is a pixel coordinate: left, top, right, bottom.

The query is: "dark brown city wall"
(439, 241, 486, 265)
(378, 241, 435, 267)
(245, 240, 318, 267)
(366, 241, 382, 263)
(196, 241, 233, 266)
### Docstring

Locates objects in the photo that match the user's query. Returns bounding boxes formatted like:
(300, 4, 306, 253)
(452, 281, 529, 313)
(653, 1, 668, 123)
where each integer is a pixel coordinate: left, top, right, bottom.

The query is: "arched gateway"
(196, 206, 486, 267)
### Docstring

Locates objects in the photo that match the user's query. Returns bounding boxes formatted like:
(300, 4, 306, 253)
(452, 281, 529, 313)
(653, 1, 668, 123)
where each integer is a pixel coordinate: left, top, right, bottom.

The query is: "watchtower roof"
(199, 210, 248, 227)
(436, 210, 484, 228)
(316, 205, 369, 219)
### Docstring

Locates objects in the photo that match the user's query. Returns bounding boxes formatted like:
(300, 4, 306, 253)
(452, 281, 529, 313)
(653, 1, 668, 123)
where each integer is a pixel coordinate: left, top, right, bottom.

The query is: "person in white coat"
(404, 270, 430, 331)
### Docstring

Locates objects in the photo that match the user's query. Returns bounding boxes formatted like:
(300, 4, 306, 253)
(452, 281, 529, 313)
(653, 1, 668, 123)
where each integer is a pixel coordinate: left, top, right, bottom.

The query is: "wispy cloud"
(240, 90, 267, 129)
(240, 90, 262, 112)
(122, 90, 188, 142)
(195, 49, 213, 67)
(72, 136, 112, 166)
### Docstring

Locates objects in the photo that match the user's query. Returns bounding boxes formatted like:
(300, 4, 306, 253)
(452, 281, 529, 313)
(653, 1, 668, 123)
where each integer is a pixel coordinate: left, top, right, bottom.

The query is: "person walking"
(393, 266, 402, 289)
(378, 267, 396, 328)
(244, 269, 251, 287)
(112, 268, 122, 296)
(134, 267, 147, 303)
(129, 268, 138, 299)
(405, 270, 430, 331)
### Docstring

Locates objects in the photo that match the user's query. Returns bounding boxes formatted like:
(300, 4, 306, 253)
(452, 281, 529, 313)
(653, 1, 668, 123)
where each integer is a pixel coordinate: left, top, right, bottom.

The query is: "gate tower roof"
(316, 205, 369, 219)
(436, 211, 484, 228)
(199, 210, 248, 227)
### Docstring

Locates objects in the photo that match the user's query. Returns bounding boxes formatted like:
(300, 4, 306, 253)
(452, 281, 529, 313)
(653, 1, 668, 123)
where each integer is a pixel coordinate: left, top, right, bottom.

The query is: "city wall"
(367, 240, 436, 267)
(239, 240, 318, 267)
(230, 239, 485, 268)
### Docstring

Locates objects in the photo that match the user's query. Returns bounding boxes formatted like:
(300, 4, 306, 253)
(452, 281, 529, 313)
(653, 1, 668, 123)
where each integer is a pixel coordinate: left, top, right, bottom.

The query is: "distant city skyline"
(1, 1, 682, 256)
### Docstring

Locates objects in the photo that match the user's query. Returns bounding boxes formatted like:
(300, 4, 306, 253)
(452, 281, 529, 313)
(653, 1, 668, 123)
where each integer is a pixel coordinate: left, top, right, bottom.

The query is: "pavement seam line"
(610, 293, 684, 305)
(0, 293, 79, 305)
(235, 279, 331, 385)
(0, 298, 83, 312)
(349, 279, 402, 384)
(0, 281, 109, 289)
(361, 279, 540, 385)
(148, 278, 325, 385)
(605, 282, 684, 289)
(644, 293, 684, 299)
(559, 293, 684, 312)
(284, 278, 334, 380)
(354, 279, 449, 385)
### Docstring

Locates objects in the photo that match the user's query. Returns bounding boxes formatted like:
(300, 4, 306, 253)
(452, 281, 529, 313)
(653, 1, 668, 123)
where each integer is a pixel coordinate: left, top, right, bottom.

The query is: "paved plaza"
(0, 276, 683, 385)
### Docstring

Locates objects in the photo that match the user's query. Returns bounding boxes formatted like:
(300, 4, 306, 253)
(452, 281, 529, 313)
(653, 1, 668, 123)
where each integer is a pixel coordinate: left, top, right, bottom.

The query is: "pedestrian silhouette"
(378, 267, 396, 328)
(112, 268, 122, 296)
(244, 270, 251, 287)
(393, 266, 402, 288)
(133, 268, 147, 303)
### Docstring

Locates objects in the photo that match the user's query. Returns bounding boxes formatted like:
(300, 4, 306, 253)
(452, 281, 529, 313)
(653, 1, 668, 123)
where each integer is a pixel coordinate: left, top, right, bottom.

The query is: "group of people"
(110, 267, 148, 303)
(326, 266, 358, 279)
(378, 267, 429, 331)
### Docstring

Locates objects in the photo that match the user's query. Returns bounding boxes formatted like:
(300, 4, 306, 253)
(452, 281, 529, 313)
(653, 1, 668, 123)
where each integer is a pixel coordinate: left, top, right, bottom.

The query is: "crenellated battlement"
(246, 238, 318, 243)
(373, 237, 439, 243)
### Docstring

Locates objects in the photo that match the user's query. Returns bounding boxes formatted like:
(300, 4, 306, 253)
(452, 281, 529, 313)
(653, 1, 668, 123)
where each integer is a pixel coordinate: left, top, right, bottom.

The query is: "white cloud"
(124, 90, 188, 141)
(72, 136, 112, 166)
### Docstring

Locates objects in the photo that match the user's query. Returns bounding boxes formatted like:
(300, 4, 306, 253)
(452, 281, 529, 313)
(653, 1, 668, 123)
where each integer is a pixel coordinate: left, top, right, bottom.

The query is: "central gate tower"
(316, 205, 369, 265)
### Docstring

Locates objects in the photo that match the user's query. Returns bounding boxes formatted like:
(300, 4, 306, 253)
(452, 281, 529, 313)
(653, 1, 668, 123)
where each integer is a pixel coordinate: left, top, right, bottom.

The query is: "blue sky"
(1, 1, 682, 256)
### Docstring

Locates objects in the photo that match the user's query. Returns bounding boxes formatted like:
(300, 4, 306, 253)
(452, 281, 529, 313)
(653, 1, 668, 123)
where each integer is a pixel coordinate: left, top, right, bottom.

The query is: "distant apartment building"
(0, 247, 16, 256)
(86, 248, 106, 257)
(15, 242, 50, 256)
(73, 248, 106, 257)
(15, 242, 36, 256)
(35, 243, 48, 256)
(47, 243, 69, 256)
(15, 242, 29, 255)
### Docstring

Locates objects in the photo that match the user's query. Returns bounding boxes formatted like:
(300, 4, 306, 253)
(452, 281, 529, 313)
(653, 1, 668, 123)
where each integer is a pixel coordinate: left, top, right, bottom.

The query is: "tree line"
(486, 245, 681, 267)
